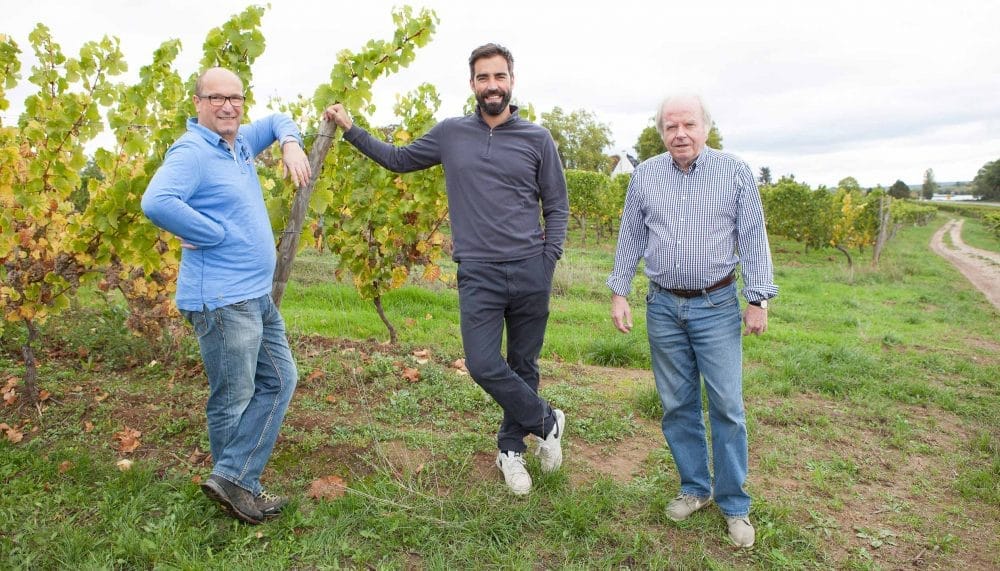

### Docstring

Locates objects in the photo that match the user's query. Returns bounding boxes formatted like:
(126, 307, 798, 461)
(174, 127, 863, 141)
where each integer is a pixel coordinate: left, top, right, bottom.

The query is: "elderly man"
(142, 67, 311, 524)
(607, 95, 776, 547)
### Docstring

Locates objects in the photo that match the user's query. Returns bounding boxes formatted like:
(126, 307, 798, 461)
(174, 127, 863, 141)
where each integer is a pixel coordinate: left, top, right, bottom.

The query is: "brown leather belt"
(662, 273, 735, 298)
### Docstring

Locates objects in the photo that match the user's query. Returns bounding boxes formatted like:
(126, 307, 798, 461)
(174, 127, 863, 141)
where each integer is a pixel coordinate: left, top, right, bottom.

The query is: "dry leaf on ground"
(307, 475, 347, 500)
(4, 426, 24, 443)
(113, 427, 141, 453)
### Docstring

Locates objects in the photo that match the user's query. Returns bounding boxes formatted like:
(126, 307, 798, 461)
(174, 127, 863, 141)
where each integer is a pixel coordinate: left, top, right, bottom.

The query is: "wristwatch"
(749, 299, 768, 309)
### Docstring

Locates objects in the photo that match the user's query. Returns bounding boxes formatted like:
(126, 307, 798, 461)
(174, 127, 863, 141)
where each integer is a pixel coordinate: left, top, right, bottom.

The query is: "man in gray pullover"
(325, 43, 569, 495)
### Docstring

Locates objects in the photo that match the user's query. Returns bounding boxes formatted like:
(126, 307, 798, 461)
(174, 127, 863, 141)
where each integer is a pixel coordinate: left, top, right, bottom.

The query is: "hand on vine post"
(323, 103, 354, 131)
(280, 141, 312, 188)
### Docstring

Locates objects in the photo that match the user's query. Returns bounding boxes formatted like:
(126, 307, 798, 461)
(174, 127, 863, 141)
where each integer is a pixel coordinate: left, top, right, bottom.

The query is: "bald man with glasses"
(142, 67, 311, 524)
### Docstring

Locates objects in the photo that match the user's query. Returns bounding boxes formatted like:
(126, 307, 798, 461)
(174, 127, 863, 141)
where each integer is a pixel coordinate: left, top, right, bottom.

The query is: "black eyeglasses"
(198, 94, 245, 108)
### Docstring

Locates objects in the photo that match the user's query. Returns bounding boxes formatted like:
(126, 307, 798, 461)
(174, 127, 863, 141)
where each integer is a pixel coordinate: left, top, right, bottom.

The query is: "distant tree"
(758, 166, 772, 186)
(922, 168, 939, 199)
(72, 158, 105, 212)
(888, 179, 911, 199)
(972, 159, 1000, 201)
(541, 106, 613, 172)
(706, 124, 723, 150)
(634, 119, 723, 163)
(838, 176, 862, 192)
(635, 124, 663, 162)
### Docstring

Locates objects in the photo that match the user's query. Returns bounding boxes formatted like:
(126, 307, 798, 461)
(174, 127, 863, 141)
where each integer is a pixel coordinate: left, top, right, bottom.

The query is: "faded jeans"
(457, 253, 559, 453)
(646, 282, 751, 517)
(181, 294, 297, 495)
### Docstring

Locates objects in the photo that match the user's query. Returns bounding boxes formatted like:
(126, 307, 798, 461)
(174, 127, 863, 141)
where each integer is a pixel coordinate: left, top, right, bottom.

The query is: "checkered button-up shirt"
(607, 148, 777, 303)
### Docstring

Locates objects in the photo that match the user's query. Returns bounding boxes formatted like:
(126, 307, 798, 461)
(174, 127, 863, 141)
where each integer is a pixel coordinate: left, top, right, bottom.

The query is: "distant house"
(610, 151, 639, 177)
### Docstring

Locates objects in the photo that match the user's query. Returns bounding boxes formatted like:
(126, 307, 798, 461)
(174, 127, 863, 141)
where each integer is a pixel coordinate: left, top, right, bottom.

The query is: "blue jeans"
(457, 253, 559, 453)
(181, 294, 297, 495)
(646, 282, 750, 517)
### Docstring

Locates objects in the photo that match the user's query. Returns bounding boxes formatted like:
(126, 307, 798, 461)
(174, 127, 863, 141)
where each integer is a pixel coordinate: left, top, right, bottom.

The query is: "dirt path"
(929, 218, 1000, 310)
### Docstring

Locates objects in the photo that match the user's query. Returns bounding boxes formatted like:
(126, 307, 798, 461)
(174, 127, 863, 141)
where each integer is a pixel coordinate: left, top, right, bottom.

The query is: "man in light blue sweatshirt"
(142, 67, 311, 524)
(325, 44, 569, 496)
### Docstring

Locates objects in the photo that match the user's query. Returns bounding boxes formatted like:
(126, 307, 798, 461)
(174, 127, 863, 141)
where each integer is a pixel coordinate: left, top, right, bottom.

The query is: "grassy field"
(1, 214, 998, 569)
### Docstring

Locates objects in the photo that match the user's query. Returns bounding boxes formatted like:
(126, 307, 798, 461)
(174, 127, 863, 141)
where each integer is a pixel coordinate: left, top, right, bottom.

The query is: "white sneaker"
(536, 408, 565, 473)
(496, 451, 532, 495)
(726, 516, 755, 548)
(665, 493, 713, 521)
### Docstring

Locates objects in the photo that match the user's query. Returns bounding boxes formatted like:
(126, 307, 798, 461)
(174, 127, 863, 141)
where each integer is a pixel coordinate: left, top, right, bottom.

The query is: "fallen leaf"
(307, 475, 347, 500)
(451, 358, 467, 372)
(325, 394, 337, 404)
(424, 313, 433, 320)
(115, 459, 133, 471)
(191, 474, 203, 484)
(255, 531, 264, 539)
(3, 390, 16, 406)
(58, 460, 73, 473)
(5, 427, 24, 443)
(306, 369, 324, 383)
(402, 367, 421, 383)
(0, 423, 8, 430)
(83, 421, 94, 433)
(38, 390, 51, 401)
(113, 427, 142, 453)
(187, 447, 208, 465)
(94, 392, 109, 403)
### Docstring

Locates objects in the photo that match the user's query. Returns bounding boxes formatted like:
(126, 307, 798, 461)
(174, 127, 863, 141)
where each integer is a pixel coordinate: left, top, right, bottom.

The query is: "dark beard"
(476, 89, 511, 116)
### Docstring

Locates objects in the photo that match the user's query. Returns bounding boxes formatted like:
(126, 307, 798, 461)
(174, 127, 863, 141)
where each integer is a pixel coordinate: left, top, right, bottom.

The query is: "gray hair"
(654, 95, 712, 136)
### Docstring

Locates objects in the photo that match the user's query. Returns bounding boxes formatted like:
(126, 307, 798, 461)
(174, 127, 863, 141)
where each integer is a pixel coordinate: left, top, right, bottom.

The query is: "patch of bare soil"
(930, 219, 1000, 310)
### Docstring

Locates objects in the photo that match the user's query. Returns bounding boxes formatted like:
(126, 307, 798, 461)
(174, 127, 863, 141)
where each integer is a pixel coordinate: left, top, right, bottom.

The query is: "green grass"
(2, 221, 998, 569)
(959, 215, 1000, 252)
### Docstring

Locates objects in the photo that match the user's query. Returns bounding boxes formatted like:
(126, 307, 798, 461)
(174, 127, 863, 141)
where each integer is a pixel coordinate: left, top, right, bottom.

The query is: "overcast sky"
(5, 0, 999, 188)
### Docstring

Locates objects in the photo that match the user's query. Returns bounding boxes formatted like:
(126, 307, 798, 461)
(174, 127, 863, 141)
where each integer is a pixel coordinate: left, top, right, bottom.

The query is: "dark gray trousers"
(457, 252, 558, 453)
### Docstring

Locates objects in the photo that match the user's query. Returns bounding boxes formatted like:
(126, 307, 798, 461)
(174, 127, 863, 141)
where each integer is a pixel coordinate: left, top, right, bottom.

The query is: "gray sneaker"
(536, 409, 565, 473)
(665, 493, 713, 521)
(726, 516, 755, 548)
(201, 474, 263, 524)
(256, 487, 289, 520)
(496, 451, 532, 495)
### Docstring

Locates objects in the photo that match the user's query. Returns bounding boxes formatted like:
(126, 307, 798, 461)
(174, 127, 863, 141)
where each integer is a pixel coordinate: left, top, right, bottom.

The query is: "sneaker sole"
(201, 479, 262, 525)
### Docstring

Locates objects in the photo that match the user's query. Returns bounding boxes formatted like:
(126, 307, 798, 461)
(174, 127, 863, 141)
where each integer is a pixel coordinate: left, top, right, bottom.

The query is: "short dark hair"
(468, 43, 514, 79)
